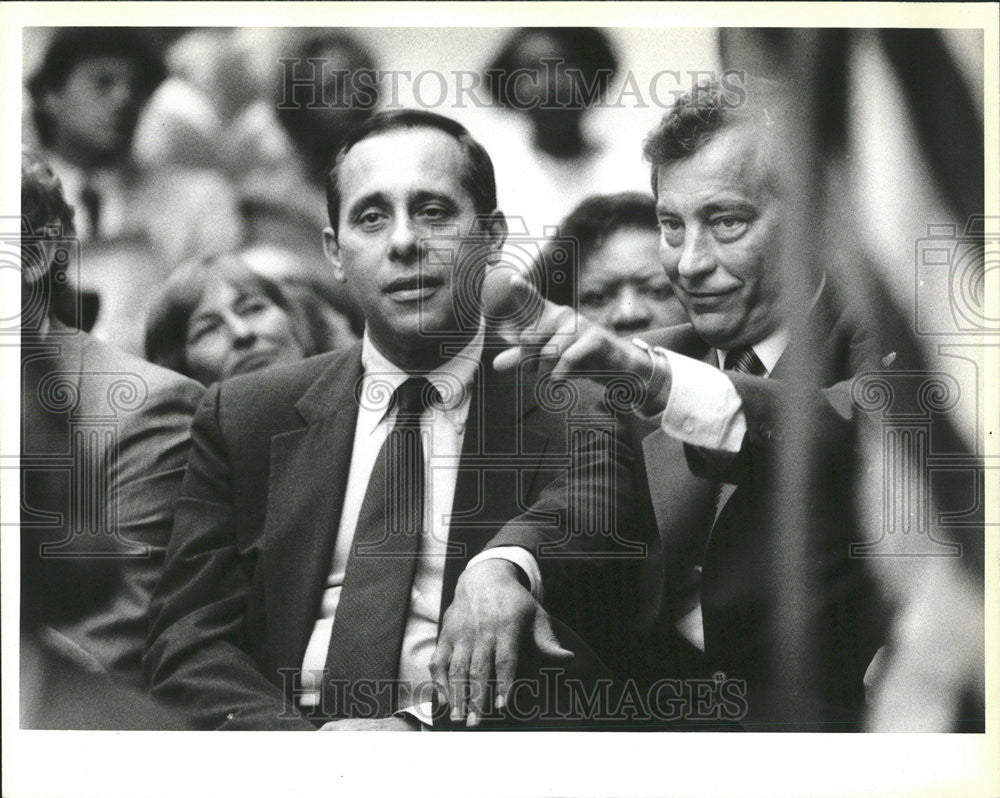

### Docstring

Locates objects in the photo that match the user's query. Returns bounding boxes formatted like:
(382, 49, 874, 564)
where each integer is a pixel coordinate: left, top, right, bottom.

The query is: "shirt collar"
(715, 273, 826, 375)
(360, 322, 484, 429)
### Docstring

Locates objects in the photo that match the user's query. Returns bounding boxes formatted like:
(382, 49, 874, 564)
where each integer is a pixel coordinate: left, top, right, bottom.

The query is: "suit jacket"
(490, 280, 896, 725)
(144, 337, 619, 730)
(21, 322, 204, 693)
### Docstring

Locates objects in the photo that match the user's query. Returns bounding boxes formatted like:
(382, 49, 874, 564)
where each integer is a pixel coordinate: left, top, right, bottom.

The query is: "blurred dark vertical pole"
(766, 31, 829, 728)
(720, 29, 844, 726)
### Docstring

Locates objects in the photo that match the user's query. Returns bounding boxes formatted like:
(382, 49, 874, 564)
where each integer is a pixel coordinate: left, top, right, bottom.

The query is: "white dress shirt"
(656, 333, 785, 651)
(298, 326, 540, 722)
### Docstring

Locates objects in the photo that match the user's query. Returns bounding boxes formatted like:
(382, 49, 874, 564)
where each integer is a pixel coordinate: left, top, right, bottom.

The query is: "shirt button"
(683, 421, 694, 433)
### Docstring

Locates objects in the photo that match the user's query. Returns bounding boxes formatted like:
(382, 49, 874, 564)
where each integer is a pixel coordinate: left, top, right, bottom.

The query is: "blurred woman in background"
(144, 251, 356, 385)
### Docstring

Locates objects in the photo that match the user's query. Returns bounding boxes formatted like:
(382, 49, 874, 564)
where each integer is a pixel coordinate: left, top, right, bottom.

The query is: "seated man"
(436, 79, 900, 730)
(20, 150, 204, 717)
(539, 192, 687, 337)
(144, 110, 625, 731)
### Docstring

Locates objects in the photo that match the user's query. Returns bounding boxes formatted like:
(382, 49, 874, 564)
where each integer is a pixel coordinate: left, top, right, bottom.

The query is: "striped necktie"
(714, 347, 767, 519)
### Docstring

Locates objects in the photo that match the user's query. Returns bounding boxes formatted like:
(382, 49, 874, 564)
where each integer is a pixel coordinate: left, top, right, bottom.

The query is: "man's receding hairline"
(342, 122, 468, 160)
(652, 121, 781, 197)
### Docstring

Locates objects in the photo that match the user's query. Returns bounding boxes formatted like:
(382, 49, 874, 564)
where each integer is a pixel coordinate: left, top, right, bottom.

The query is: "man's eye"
(659, 219, 684, 246)
(711, 215, 748, 242)
(416, 205, 450, 223)
(356, 210, 387, 230)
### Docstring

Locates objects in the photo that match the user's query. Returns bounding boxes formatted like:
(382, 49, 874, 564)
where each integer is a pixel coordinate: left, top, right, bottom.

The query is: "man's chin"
(689, 315, 742, 350)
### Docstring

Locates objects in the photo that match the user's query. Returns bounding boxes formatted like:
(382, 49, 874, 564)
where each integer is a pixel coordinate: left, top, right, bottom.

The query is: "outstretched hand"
(484, 270, 657, 383)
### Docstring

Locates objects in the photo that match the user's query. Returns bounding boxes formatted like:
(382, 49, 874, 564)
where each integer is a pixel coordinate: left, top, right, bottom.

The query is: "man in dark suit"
(20, 150, 203, 726)
(435, 79, 897, 729)
(144, 110, 620, 731)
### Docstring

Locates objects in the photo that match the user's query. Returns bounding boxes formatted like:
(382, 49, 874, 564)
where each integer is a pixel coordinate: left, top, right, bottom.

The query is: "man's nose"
(610, 287, 652, 333)
(674, 227, 715, 280)
(388, 217, 419, 262)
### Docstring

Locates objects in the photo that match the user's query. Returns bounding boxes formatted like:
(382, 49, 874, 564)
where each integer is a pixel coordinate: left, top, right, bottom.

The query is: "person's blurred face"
(578, 226, 686, 336)
(323, 126, 503, 369)
(655, 125, 785, 350)
(42, 57, 146, 162)
(184, 279, 305, 385)
(508, 31, 578, 111)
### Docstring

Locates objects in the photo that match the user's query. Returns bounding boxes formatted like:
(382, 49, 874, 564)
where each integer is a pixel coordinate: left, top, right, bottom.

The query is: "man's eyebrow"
(409, 190, 458, 208)
(702, 199, 756, 214)
(345, 191, 390, 218)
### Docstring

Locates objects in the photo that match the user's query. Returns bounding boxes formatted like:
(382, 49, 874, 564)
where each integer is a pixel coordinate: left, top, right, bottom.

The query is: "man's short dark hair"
(324, 109, 498, 233)
(643, 76, 780, 194)
(27, 27, 167, 147)
(537, 192, 657, 308)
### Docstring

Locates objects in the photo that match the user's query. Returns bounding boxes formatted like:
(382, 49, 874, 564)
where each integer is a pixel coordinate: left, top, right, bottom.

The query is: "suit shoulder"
(214, 350, 352, 423)
(79, 332, 204, 408)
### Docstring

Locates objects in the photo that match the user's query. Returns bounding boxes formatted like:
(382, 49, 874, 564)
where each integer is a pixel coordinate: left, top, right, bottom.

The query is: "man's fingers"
(493, 346, 523, 372)
(482, 270, 543, 323)
(429, 640, 453, 711)
(466, 643, 495, 727)
(493, 630, 520, 712)
(447, 644, 471, 722)
(532, 611, 575, 662)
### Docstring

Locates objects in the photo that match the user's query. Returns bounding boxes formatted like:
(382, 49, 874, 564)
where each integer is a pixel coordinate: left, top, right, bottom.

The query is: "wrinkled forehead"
(341, 127, 470, 192)
(654, 125, 782, 209)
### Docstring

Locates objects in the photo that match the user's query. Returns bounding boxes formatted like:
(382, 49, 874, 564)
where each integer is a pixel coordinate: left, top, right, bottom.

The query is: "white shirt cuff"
(660, 349, 747, 453)
(467, 547, 543, 603)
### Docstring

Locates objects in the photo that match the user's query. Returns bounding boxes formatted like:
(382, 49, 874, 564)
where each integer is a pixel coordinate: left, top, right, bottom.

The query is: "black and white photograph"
(2, 2, 997, 797)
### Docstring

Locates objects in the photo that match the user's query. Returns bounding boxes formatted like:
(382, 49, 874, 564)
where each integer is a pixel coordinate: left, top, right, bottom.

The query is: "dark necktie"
(724, 346, 766, 376)
(79, 180, 102, 239)
(323, 377, 435, 718)
(714, 347, 767, 519)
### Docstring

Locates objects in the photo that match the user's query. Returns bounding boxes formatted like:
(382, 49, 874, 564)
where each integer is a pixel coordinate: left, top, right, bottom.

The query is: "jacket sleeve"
(143, 383, 315, 730)
(52, 371, 204, 689)
(483, 385, 645, 610)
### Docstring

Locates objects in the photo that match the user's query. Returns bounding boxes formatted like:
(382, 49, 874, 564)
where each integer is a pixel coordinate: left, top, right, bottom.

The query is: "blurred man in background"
(20, 149, 202, 726)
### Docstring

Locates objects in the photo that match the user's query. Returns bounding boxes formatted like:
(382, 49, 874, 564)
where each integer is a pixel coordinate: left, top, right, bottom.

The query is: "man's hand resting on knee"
(430, 559, 573, 727)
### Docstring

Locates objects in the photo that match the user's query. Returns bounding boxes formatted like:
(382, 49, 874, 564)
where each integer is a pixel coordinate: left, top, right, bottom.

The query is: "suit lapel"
(264, 344, 363, 674)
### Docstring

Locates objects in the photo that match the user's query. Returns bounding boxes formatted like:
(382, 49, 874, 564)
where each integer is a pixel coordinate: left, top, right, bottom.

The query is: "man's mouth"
(383, 275, 444, 302)
(681, 286, 739, 303)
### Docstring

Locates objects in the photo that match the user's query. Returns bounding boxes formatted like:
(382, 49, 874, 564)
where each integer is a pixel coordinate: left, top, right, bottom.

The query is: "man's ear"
(322, 227, 346, 283)
(476, 211, 508, 263)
